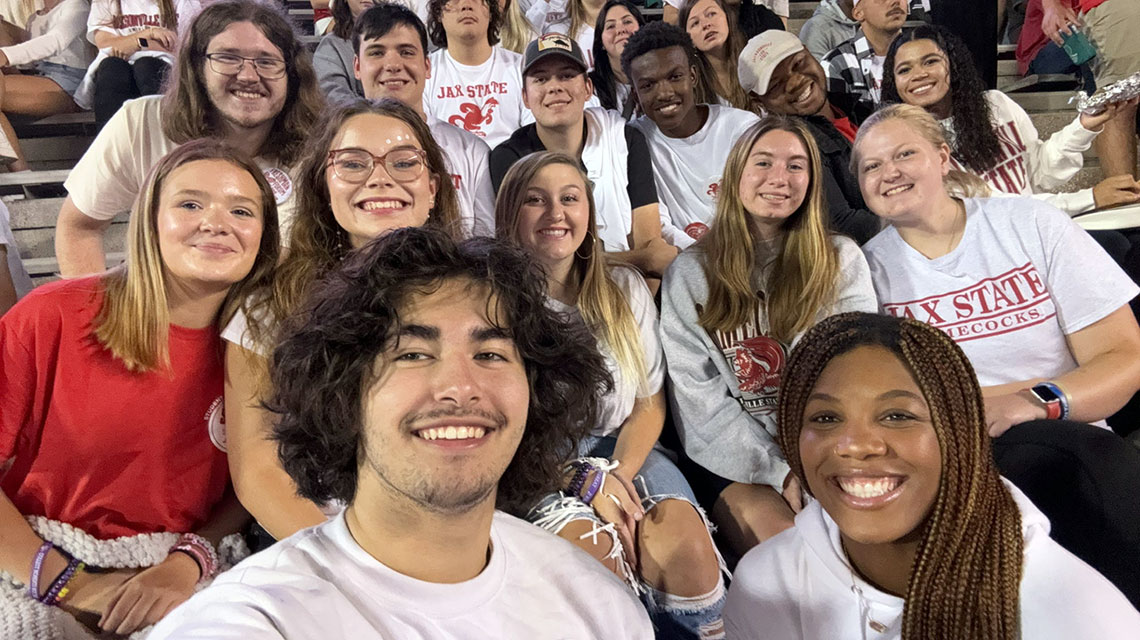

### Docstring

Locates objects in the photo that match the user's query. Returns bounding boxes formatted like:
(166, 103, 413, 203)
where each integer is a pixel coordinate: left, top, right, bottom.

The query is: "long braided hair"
(777, 312, 1023, 640)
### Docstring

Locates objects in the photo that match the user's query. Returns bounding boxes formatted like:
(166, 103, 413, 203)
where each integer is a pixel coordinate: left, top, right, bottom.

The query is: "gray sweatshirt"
(314, 34, 365, 106)
(798, 0, 860, 61)
(658, 236, 878, 489)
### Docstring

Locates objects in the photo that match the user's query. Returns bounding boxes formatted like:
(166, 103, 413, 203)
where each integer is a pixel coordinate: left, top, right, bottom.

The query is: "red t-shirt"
(831, 116, 859, 143)
(1, 278, 230, 540)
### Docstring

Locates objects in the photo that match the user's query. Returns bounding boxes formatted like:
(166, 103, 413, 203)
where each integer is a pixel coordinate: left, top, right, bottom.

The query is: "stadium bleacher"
(5, 0, 1133, 286)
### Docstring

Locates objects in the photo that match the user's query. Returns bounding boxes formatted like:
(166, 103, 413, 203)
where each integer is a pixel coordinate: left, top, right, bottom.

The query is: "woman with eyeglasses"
(79, 0, 199, 125)
(222, 99, 463, 548)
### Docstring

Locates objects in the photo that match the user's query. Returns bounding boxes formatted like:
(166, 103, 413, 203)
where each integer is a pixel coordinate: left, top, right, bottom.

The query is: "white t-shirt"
(942, 90, 1099, 215)
(664, 0, 788, 17)
(76, 0, 201, 109)
(631, 104, 760, 250)
(425, 47, 534, 149)
(581, 107, 635, 252)
(724, 481, 1140, 640)
(0, 202, 34, 302)
(548, 266, 664, 437)
(148, 510, 654, 639)
(862, 197, 1138, 390)
(0, 0, 93, 71)
(63, 96, 299, 236)
(427, 116, 496, 237)
(517, 0, 596, 70)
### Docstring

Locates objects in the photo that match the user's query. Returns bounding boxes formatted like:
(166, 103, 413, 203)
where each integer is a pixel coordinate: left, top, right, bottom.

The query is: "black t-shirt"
(489, 122, 659, 211)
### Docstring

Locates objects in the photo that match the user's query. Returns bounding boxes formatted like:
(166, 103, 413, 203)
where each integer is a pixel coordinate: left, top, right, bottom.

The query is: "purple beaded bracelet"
(27, 541, 53, 600)
(566, 461, 594, 496)
(40, 558, 81, 606)
(580, 469, 605, 505)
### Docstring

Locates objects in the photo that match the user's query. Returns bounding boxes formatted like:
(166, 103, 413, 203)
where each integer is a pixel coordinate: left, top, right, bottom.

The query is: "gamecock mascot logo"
(450, 97, 500, 135)
(732, 336, 785, 395)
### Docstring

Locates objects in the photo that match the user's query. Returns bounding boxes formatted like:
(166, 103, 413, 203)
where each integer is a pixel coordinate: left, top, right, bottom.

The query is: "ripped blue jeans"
(526, 435, 728, 640)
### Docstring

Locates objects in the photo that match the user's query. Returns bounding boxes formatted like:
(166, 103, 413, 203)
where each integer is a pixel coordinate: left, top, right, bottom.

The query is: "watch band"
(1030, 383, 1064, 421)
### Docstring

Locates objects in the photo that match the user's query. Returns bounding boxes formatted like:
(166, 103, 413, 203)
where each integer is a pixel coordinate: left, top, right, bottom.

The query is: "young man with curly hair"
(149, 227, 654, 639)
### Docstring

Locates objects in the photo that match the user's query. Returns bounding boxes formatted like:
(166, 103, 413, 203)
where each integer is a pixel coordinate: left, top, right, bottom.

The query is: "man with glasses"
(354, 3, 496, 237)
(54, 0, 322, 276)
(423, 0, 533, 148)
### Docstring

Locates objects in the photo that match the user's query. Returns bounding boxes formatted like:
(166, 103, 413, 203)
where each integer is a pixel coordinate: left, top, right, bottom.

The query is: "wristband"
(170, 533, 219, 582)
(566, 460, 594, 496)
(40, 558, 83, 607)
(27, 541, 53, 601)
(580, 470, 605, 505)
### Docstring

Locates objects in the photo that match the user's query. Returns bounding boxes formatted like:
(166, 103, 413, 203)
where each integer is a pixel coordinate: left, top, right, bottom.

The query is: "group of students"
(3, 0, 1140, 638)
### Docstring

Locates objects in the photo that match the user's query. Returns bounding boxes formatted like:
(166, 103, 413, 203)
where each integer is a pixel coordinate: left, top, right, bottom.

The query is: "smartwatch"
(138, 37, 149, 48)
(1028, 383, 1066, 421)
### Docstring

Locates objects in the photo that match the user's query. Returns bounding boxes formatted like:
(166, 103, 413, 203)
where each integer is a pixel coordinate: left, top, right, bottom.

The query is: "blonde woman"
(660, 116, 877, 557)
(498, 151, 726, 639)
(0, 138, 279, 637)
(497, 0, 534, 53)
(222, 99, 463, 547)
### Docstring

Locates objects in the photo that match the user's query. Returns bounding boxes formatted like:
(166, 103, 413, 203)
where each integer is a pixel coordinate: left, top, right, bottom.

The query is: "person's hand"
(589, 471, 641, 570)
(984, 391, 1047, 437)
(109, 43, 133, 59)
(1041, 0, 1081, 46)
(643, 236, 680, 278)
(145, 27, 177, 53)
(1092, 174, 1140, 209)
(782, 472, 804, 514)
(0, 51, 9, 68)
(1080, 97, 1140, 131)
(98, 552, 201, 635)
(57, 567, 139, 632)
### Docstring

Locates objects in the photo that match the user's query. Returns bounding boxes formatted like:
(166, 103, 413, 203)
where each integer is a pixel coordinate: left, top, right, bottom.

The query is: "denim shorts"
(30, 62, 86, 98)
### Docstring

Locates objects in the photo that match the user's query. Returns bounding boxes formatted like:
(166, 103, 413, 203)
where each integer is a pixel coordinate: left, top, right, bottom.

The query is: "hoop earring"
(575, 230, 595, 261)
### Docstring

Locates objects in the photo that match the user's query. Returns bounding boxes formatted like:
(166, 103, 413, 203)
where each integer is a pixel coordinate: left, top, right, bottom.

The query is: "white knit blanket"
(1, 517, 249, 639)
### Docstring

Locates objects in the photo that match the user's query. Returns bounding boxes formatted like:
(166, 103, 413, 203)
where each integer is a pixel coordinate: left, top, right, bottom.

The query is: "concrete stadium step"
(0, 170, 71, 189)
(8, 197, 128, 265)
(24, 254, 126, 286)
(1009, 90, 1082, 113)
(789, 1, 818, 19)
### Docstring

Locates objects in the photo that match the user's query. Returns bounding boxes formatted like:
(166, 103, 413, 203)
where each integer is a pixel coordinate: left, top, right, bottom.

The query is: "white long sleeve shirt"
(0, 0, 93, 70)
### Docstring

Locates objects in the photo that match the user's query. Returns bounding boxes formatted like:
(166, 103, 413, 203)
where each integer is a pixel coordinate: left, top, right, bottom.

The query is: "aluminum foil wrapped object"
(1075, 71, 1140, 115)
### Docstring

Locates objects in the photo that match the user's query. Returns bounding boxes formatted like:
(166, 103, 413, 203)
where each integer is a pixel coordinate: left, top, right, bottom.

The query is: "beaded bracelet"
(170, 533, 219, 582)
(27, 541, 53, 601)
(580, 469, 605, 505)
(566, 460, 595, 496)
(40, 558, 83, 607)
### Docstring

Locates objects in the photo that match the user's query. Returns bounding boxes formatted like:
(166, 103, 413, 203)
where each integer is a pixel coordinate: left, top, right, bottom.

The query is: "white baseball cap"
(738, 30, 807, 97)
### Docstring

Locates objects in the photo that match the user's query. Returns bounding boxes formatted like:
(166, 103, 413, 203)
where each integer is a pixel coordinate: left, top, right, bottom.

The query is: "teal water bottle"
(1061, 27, 1097, 66)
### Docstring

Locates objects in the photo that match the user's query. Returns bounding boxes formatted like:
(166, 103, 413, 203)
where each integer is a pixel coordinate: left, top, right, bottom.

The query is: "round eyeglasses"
(205, 53, 287, 79)
(326, 148, 428, 184)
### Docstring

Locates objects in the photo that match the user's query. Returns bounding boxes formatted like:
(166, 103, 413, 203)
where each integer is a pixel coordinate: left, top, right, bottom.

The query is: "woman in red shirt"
(0, 138, 280, 637)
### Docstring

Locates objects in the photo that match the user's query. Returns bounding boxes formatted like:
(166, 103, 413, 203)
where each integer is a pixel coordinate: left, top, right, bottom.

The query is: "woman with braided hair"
(724, 311, 1140, 639)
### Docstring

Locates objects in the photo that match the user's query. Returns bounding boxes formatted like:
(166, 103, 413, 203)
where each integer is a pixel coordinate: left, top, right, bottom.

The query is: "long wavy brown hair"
(778, 312, 1023, 640)
(243, 99, 462, 351)
(161, 0, 323, 167)
(95, 139, 280, 372)
(678, 0, 749, 110)
(698, 116, 839, 342)
(495, 151, 648, 396)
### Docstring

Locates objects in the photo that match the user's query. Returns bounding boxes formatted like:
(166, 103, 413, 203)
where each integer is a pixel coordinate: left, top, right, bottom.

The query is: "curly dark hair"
(589, 0, 645, 111)
(620, 19, 718, 108)
(161, 0, 323, 167)
(352, 2, 430, 54)
(427, 0, 501, 49)
(265, 226, 612, 515)
(881, 25, 1003, 175)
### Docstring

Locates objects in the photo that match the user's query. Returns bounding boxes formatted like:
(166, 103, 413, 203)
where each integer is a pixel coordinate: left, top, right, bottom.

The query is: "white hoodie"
(724, 481, 1140, 639)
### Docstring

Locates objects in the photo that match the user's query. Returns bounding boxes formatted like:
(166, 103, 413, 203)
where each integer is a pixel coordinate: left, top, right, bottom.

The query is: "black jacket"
(802, 113, 881, 245)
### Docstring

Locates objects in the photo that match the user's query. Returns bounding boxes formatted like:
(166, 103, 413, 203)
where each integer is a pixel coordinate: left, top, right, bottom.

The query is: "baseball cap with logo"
(522, 33, 588, 76)
(738, 31, 808, 97)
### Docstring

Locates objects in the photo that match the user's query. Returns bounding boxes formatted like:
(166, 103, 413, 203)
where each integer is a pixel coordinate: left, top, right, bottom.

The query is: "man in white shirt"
(148, 227, 655, 640)
(623, 21, 760, 250)
(354, 3, 496, 236)
(54, 0, 322, 276)
(491, 33, 677, 283)
(423, 0, 533, 148)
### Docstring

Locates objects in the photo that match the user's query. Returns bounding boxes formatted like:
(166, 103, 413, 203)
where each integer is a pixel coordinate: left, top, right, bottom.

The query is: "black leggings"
(92, 56, 171, 126)
(993, 420, 1140, 608)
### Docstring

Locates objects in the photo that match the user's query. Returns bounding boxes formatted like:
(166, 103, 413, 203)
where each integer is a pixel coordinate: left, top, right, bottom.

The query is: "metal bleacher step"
(1009, 89, 1083, 113)
(8, 197, 129, 283)
(0, 169, 72, 189)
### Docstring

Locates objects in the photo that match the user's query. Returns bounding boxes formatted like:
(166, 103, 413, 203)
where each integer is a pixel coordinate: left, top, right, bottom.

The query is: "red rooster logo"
(449, 97, 500, 135)
(732, 336, 785, 395)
